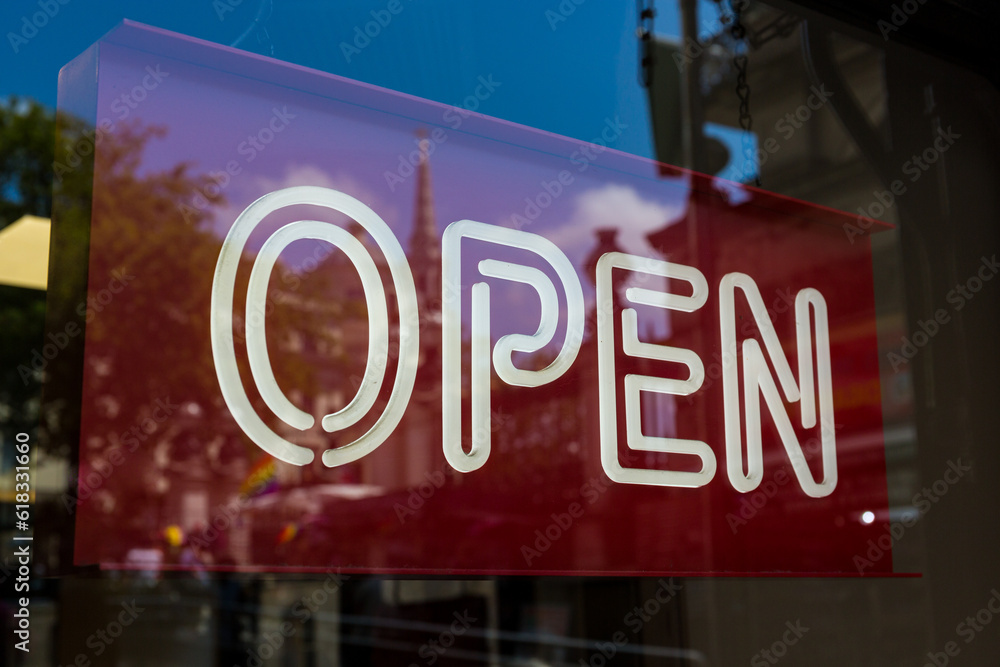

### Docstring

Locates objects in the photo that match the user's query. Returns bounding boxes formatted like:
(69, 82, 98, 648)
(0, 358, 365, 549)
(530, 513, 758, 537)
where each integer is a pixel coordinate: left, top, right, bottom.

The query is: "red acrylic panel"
(53, 21, 893, 576)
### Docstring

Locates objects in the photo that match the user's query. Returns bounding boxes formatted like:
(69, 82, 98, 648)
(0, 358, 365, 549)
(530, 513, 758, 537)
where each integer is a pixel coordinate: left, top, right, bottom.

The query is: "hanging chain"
(729, 0, 760, 186)
(637, 0, 656, 88)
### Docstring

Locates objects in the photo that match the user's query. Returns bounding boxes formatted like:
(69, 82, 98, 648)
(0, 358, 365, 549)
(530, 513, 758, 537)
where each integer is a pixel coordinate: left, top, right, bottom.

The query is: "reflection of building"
(645, 0, 916, 527)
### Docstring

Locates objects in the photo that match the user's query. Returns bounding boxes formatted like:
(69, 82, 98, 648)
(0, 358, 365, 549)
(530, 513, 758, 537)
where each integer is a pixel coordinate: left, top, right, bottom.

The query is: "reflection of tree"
(0, 99, 54, 440)
(0, 98, 54, 231)
(0, 285, 46, 436)
(89, 123, 221, 407)
(37, 114, 235, 563)
(42, 110, 377, 564)
(48, 114, 361, 444)
(43, 116, 224, 461)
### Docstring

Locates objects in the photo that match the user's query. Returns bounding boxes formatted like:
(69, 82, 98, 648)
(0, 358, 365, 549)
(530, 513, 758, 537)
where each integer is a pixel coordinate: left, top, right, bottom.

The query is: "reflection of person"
(179, 542, 206, 579)
(159, 524, 212, 586)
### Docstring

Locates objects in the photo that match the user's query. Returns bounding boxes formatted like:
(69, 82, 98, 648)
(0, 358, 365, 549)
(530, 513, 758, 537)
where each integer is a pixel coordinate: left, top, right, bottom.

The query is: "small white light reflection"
(861, 510, 875, 524)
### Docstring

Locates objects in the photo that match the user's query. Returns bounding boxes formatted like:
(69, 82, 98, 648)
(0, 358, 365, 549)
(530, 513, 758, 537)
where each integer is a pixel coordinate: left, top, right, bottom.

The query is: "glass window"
(1, 1, 998, 665)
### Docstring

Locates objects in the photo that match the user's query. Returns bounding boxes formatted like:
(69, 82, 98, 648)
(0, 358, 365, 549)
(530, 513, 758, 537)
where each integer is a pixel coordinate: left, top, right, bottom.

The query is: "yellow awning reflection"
(0, 215, 50, 290)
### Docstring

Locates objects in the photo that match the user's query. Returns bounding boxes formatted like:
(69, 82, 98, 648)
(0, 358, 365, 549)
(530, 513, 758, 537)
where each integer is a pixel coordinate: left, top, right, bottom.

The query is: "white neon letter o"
(211, 186, 419, 467)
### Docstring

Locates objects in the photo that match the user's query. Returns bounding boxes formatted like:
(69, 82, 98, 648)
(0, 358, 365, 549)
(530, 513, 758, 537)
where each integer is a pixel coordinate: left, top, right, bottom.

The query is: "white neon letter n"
(720, 273, 837, 498)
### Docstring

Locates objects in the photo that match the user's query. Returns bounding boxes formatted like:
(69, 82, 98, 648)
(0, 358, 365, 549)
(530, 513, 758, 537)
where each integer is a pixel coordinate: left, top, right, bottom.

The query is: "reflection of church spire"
(409, 129, 441, 313)
(408, 129, 442, 379)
